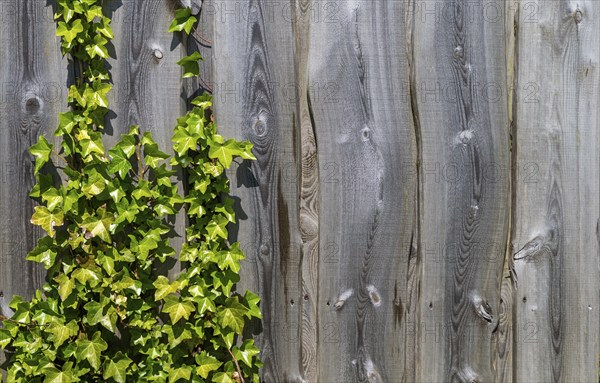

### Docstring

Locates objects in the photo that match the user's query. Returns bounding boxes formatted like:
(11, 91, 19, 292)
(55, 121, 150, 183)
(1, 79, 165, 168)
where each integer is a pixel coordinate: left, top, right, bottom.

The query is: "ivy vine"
(0, 1, 261, 382)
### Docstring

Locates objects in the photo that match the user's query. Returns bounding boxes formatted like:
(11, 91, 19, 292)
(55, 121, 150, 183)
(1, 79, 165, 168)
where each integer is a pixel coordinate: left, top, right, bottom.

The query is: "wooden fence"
(1, 0, 599, 382)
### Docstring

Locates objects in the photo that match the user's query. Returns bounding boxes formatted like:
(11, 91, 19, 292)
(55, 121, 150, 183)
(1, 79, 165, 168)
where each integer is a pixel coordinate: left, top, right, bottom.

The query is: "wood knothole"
(25, 97, 41, 113)
(253, 118, 267, 137)
(259, 244, 269, 256)
(453, 45, 463, 59)
(574, 9, 583, 24)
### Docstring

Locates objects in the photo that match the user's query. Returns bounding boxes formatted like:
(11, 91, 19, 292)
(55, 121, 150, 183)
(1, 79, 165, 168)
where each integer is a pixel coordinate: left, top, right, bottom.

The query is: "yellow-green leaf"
(31, 206, 64, 237)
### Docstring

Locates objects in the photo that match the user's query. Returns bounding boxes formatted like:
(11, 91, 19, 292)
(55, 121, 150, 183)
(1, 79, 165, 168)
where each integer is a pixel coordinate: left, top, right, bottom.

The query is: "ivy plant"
(0, 1, 261, 382)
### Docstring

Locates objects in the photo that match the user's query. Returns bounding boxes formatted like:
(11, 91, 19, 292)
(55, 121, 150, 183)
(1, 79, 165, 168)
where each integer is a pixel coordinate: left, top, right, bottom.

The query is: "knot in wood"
(458, 130, 473, 144)
(153, 49, 163, 59)
(259, 244, 270, 255)
(25, 96, 41, 113)
(366, 284, 381, 307)
(453, 46, 463, 59)
(360, 126, 371, 141)
(253, 118, 267, 137)
(574, 9, 583, 23)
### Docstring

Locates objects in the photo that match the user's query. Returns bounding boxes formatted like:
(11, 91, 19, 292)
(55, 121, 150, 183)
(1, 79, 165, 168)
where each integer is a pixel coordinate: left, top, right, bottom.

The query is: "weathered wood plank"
(292, 0, 320, 381)
(412, 0, 511, 381)
(512, 1, 600, 381)
(308, 1, 417, 381)
(0, 0, 65, 304)
(212, 1, 301, 381)
(492, 3, 519, 382)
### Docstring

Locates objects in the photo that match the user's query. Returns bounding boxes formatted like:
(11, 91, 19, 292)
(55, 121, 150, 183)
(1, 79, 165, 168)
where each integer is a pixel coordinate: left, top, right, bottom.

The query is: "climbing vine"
(0, 1, 261, 382)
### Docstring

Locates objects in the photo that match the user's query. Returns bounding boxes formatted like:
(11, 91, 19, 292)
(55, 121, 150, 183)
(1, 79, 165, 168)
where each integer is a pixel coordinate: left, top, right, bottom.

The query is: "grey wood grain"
(411, 0, 511, 381)
(512, 1, 600, 381)
(308, 1, 417, 381)
(0, 0, 65, 304)
(212, 0, 301, 381)
(292, 0, 319, 381)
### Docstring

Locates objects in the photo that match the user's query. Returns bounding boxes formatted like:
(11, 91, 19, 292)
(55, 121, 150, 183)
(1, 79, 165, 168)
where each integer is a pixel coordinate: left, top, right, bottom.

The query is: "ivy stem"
(136, 143, 143, 180)
(226, 347, 245, 383)
(191, 26, 213, 46)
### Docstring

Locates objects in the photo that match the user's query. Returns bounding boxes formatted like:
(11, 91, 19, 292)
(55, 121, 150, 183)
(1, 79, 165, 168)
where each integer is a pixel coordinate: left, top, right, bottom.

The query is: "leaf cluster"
(1, 2, 261, 383)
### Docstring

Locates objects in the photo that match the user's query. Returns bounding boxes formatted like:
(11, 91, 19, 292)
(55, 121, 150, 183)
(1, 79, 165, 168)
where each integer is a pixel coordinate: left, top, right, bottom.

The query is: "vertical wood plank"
(308, 1, 417, 381)
(213, 0, 301, 381)
(493, 2, 518, 382)
(292, 0, 320, 381)
(0, 0, 65, 304)
(412, 0, 511, 381)
(512, 1, 600, 381)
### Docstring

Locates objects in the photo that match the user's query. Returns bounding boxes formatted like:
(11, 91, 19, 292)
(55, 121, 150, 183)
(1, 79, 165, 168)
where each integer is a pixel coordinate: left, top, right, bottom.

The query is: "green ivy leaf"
(215, 198, 236, 223)
(86, 33, 109, 58)
(191, 94, 212, 109)
(172, 126, 198, 156)
(43, 365, 74, 383)
(168, 365, 192, 383)
(115, 129, 138, 157)
(217, 298, 246, 334)
(41, 187, 64, 212)
(153, 276, 178, 301)
(168, 8, 197, 34)
(102, 352, 132, 383)
(54, 274, 75, 301)
(205, 215, 229, 241)
(211, 269, 238, 296)
(214, 248, 242, 273)
(56, 19, 84, 43)
(243, 290, 262, 319)
(163, 324, 192, 349)
(212, 372, 235, 383)
(72, 265, 101, 288)
(79, 132, 106, 158)
(0, 329, 12, 348)
(162, 295, 195, 324)
(96, 17, 114, 39)
(84, 301, 117, 332)
(30, 136, 53, 174)
(88, 81, 112, 108)
(82, 208, 114, 243)
(45, 321, 78, 347)
(144, 143, 169, 168)
(195, 352, 222, 379)
(56, 112, 77, 135)
(26, 237, 58, 269)
(85, 5, 103, 21)
(75, 331, 108, 371)
(208, 139, 244, 168)
(233, 339, 260, 367)
(176, 51, 203, 78)
(108, 147, 133, 178)
(31, 206, 64, 237)
(195, 297, 216, 315)
(81, 170, 107, 197)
